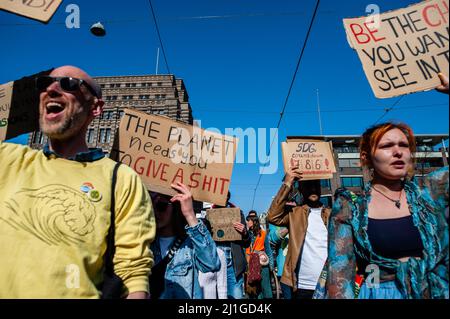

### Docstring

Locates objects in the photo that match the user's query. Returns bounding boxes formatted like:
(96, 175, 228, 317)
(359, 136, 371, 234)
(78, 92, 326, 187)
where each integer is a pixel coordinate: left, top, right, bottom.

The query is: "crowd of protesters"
(0, 66, 448, 299)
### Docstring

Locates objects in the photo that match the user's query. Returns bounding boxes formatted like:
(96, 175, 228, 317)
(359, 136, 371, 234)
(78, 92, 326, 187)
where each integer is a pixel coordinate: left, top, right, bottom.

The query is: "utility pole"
(316, 89, 324, 136)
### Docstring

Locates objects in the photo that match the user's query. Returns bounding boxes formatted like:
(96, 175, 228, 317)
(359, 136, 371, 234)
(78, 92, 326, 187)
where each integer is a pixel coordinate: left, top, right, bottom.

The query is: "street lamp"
(90, 22, 106, 36)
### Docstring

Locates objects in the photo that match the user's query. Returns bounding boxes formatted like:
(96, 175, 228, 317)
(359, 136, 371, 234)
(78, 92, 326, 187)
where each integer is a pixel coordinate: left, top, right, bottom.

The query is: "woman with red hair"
(316, 74, 449, 299)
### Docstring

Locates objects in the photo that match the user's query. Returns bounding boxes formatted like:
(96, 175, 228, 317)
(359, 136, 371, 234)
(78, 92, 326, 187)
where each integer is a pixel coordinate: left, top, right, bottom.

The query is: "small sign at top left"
(0, 0, 63, 23)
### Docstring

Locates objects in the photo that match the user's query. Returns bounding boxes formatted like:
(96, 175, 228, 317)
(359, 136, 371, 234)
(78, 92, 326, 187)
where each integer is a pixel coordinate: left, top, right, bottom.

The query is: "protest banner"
(343, 0, 449, 98)
(0, 82, 13, 141)
(111, 108, 239, 206)
(206, 208, 242, 242)
(0, 0, 62, 23)
(0, 69, 52, 142)
(281, 138, 336, 181)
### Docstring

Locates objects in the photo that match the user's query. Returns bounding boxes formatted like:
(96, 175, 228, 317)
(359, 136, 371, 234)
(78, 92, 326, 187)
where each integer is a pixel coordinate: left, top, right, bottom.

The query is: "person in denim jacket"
(149, 183, 220, 299)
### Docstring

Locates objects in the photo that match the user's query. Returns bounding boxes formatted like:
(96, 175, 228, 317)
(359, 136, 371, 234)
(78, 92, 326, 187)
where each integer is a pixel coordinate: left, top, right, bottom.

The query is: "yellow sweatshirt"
(0, 142, 155, 298)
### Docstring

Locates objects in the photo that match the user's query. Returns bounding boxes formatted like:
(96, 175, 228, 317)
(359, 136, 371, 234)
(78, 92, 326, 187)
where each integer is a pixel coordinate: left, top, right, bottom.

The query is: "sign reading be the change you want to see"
(344, 0, 449, 98)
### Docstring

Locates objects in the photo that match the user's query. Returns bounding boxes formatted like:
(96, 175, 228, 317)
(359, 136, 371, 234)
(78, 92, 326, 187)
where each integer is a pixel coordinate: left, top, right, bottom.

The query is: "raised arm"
(170, 182, 220, 274)
(267, 166, 303, 226)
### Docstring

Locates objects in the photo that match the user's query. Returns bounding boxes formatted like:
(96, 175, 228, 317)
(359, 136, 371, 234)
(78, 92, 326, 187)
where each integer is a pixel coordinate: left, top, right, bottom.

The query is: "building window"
(320, 179, 331, 188)
(336, 146, 359, 153)
(341, 177, 364, 188)
(157, 82, 162, 87)
(99, 129, 105, 143)
(418, 162, 432, 169)
(417, 145, 434, 152)
(102, 111, 114, 120)
(320, 196, 332, 208)
(118, 110, 124, 119)
(131, 83, 137, 87)
(339, 159, 361, 168)
(98, 128, 111, 144)
(87, 129, 95, 144)
(105, 129, 111, 143)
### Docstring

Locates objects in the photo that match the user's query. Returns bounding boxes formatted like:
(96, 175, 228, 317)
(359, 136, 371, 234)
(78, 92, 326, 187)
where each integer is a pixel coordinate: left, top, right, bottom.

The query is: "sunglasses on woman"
(35, 76, 99, 98)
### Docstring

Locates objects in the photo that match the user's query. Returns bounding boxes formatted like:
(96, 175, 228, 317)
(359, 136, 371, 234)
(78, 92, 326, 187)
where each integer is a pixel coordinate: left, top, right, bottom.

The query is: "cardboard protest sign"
(0, 82, 14, 141)
(343, 0, 449, 98)
(206, 208, 242, 242)
(0, 69, 52, 142)
(111, 108, 239, 206)
(281, 139, 336, 181)
(0, 0, 62, 23)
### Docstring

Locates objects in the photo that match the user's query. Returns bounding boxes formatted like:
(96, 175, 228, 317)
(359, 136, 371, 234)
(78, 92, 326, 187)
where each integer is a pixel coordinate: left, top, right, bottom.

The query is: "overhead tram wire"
(251, 0, 321, 210)
(148, 0, 171, 74)
(374, 95, 405, 125)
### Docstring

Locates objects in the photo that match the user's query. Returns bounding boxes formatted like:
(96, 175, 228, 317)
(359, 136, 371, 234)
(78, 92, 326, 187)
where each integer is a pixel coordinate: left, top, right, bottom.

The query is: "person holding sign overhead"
(149, 182, 220, 299)
(267, 164, 331, 300)
(0, 66, 155, 299)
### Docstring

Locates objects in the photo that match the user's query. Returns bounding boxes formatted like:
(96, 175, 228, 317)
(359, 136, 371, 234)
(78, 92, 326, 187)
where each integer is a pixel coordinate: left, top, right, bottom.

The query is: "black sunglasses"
(35, 76, 99, 98)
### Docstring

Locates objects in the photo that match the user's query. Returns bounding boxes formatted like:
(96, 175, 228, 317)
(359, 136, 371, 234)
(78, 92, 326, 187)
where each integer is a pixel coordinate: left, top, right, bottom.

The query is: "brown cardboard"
(0, 0, 62, 23)
(111, 108, 239, 206)
(282, 139, 336, 180)
(0, 82, 14, 141)
(206, 208, 242, 242)
(343, 0, 449, 98)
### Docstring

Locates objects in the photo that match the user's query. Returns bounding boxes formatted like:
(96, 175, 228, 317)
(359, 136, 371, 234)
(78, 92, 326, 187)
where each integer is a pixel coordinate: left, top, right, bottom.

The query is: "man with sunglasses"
(0, 66, 155, 299)
(267, 165, 331, 300)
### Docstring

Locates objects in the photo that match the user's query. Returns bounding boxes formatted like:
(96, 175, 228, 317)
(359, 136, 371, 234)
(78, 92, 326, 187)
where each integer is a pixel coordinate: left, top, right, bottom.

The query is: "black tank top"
(368, 215, 424, 260)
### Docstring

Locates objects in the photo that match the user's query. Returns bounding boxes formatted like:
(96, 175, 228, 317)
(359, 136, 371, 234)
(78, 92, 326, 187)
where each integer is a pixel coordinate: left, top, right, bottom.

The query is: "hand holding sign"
(436, 73, 449, 94)
(170, 182, 197, 227)
(232, 222, 247, 236)
(284, 163, 304, 188)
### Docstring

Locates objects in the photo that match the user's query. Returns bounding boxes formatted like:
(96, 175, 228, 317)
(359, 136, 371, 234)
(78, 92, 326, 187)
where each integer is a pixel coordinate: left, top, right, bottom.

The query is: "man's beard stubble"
(40, 115, 75, 140)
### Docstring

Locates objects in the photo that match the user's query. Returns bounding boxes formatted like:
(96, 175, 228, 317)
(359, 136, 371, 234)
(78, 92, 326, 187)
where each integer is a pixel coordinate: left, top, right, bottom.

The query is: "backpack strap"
(161, 235, 187, 265)
(104, 162, 121, 276)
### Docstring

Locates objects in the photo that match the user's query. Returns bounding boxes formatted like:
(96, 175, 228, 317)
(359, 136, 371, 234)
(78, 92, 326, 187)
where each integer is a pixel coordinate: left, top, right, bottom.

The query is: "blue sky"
(1, 0, 449, 214)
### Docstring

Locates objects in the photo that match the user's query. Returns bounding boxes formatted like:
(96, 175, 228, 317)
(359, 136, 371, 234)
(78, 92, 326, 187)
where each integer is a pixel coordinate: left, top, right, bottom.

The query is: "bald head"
(50, 65, 102, 98)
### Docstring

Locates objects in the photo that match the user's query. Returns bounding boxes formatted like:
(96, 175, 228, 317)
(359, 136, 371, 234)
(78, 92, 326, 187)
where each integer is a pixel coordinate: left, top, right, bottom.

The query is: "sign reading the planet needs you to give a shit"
(111, 108, 239, 206)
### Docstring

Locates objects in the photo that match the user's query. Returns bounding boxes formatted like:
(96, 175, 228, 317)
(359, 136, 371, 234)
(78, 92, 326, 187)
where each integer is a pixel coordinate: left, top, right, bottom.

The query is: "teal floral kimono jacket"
(315, 166, 448, 299)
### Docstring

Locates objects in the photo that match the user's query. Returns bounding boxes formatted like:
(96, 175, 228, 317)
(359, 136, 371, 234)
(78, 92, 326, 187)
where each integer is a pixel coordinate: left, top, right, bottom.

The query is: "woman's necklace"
(372, 186, 403, 209)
